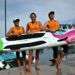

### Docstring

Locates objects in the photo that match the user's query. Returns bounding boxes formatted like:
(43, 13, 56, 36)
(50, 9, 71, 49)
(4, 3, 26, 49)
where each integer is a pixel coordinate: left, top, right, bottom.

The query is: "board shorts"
(52, 46, 58, 58)
(62, 45, 69, 55)
(16, 50, 26, 60)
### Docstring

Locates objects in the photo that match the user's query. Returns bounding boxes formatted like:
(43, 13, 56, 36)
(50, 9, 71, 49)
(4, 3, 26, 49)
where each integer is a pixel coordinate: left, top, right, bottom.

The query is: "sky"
(0, 0, 75, 36)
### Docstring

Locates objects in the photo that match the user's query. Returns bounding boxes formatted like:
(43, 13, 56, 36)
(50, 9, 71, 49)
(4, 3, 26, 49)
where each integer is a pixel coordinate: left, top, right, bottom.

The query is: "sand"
(0, 54, 75, 75)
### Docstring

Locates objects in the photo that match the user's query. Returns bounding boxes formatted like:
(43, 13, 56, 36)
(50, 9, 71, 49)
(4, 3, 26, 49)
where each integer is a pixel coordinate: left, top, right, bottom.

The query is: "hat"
(13, 19, 20, 23)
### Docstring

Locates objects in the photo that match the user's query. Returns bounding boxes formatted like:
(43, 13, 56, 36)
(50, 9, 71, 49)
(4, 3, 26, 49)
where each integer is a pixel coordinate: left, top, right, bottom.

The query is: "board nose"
(0, 38, 4, 51)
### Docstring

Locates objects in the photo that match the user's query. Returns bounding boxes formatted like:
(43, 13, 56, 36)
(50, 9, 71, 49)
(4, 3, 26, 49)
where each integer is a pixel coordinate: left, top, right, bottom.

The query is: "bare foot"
(35, 67, 40, 71)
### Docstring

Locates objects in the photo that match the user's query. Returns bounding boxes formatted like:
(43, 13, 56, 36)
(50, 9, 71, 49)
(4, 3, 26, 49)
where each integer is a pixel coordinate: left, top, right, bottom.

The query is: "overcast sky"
(0, 0, 75, 36)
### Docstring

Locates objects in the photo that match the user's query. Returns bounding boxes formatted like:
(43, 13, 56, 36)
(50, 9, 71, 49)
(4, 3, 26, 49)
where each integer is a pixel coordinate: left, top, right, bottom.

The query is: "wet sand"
(0, 54, 75, 75)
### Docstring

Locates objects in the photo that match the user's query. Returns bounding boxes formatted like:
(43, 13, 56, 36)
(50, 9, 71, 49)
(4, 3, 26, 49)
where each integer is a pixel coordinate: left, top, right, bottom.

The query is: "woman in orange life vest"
(26, 12, 43, 71)
(6, 19, 26, 68)
(44, 11, 60, 65)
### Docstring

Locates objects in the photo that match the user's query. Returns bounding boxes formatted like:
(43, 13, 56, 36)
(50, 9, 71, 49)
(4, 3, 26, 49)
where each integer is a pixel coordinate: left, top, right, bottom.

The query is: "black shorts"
(16, 51, 26, 60)
(62, 45, 69, 54)
(52, 46, 58, 58)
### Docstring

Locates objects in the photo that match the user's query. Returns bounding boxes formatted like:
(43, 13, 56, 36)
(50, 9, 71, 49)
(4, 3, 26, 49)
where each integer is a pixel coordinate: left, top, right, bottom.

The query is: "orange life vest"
(10, 26, 25, 36)
(27, 21, 42, 32)
(46, 20, 60, 32)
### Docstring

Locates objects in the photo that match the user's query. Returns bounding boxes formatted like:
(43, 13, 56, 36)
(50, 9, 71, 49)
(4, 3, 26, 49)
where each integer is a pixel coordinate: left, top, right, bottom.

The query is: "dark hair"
(13, 19, 20, 23)
(48, 11, 54, 16)
(30, 12, 36, 18)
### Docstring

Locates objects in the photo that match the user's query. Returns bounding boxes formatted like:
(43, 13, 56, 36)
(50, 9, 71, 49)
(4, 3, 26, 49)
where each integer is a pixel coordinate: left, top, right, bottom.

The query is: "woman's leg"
(35, 50, 40, 70)
(28, 50, 33, 72)
(22, 51, 26, 71)
(16, 51, 21, 67)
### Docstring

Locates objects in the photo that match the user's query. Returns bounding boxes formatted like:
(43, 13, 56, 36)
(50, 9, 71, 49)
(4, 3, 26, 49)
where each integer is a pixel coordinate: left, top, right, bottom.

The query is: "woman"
(26, 12, 43, 71)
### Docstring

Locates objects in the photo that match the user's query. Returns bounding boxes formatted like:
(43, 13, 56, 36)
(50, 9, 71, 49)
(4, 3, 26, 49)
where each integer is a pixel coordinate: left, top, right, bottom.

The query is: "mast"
(5, 0, 7, 36)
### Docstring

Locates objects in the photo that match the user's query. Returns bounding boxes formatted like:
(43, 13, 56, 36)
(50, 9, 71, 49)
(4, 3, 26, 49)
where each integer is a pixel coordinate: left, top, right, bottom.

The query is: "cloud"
(0, 0, 75, 36)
